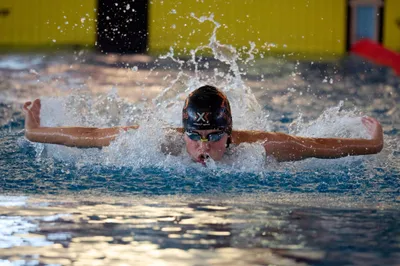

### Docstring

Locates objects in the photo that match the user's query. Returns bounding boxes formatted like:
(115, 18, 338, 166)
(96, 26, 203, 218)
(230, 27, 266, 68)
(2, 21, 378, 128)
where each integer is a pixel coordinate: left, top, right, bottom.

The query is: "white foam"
(290, 102, 369, 139)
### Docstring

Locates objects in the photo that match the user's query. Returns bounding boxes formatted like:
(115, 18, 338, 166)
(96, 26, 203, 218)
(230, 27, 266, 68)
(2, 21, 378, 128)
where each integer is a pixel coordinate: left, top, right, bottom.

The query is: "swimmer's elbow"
(263, 140, 309, 162)
(79, 127, 123, 147)
(69, 129, 107, 148)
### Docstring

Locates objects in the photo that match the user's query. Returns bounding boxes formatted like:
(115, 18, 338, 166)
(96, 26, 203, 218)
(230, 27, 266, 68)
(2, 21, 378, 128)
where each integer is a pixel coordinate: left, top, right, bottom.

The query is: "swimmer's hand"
(362, 116, 383, 148)
(23, 99, 139, 147)
(23, 99, 41, 130)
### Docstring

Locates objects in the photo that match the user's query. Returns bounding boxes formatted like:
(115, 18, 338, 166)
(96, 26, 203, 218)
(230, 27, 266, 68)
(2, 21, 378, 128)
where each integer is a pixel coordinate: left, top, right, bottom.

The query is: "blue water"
(0, 53, 399, 265)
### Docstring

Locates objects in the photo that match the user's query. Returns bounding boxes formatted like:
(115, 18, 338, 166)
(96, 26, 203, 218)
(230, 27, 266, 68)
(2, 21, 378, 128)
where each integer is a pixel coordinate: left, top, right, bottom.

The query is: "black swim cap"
(182, 85, 232, 135)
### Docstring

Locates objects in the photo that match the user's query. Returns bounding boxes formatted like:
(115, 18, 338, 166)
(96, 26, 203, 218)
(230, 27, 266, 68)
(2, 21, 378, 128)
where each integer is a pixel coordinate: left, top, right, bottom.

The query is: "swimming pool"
(0, 44, 399, 265)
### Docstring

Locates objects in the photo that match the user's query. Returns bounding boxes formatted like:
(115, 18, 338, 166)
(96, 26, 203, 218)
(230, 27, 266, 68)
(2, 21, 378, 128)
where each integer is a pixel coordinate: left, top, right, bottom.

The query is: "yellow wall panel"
(0, 0, 96, 47)
(149, 0, 347, 57)
(383, 0, 400, 51)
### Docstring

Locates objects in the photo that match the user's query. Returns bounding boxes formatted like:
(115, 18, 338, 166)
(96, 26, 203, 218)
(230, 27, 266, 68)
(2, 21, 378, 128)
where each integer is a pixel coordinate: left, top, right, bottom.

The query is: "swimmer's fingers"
(23, 99, 41, 129)
(361, 116, 382, 138)
(23, 99, 41, 111)
(362, 116, 379, 127)
(23, 101, 32, 112)
(28, 99, 42, 117)
(362, 116, 376, 123)
(31, 99, 41, 111)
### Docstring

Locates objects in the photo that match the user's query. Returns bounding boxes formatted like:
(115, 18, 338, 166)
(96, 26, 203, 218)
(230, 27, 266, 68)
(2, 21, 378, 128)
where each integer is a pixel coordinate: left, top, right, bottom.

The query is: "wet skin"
(183, 129, 229, 164)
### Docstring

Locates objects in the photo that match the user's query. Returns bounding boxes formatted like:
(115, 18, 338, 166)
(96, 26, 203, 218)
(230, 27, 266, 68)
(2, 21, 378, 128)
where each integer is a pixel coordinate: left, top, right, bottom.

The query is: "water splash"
(153, 13, 267, 131)
(289, 101, 368, 138)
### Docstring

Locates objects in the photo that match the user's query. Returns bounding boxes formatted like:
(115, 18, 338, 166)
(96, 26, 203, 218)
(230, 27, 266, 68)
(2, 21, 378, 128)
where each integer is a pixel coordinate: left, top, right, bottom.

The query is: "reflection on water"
(0, 195, 399, 266)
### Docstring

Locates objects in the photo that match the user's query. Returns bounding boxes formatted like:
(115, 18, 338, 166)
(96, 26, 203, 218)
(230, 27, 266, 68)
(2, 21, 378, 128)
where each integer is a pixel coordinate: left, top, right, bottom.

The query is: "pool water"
(0, 21, 399, 264)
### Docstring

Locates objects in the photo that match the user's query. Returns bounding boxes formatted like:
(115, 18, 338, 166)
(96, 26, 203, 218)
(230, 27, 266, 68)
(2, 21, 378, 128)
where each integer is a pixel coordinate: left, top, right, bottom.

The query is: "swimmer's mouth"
(197, 154, 210, 164)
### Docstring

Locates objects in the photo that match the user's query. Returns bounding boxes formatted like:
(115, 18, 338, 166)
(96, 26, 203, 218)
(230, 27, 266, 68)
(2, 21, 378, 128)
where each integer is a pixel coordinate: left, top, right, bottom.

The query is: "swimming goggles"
(185, 131, 226, 142)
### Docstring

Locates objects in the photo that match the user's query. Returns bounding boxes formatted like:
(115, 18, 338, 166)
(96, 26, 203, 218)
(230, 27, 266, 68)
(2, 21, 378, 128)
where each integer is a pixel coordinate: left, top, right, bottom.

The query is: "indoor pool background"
(0, 20, 400, 265)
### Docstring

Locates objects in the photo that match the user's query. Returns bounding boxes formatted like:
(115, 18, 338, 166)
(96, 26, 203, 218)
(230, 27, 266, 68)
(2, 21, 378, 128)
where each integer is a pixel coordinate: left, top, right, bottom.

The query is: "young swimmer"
(23, 85, 384, 163)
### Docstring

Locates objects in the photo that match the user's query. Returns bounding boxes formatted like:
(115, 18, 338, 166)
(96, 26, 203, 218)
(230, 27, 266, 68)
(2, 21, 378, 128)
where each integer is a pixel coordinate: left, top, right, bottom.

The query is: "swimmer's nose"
(199, 141, 210, 151)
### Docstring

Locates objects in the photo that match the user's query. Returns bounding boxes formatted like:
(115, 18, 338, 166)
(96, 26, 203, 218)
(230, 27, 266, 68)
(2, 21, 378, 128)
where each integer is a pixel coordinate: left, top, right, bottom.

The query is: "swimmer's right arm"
(23, 99, 139, 148)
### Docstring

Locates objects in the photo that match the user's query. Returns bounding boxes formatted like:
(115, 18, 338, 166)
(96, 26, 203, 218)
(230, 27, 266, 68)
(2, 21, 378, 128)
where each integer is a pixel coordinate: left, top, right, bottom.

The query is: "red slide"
(351, 39, 400, 75)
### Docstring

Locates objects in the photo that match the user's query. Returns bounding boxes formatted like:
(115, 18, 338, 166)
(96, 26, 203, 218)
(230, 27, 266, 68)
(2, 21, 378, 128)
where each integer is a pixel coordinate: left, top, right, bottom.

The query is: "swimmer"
(23, 85, 383, 163)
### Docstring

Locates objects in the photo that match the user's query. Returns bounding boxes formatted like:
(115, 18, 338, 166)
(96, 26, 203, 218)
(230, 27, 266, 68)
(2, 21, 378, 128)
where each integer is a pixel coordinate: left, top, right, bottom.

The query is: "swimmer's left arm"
(23, 99, 139, 147)
(232, 116, 384, 162)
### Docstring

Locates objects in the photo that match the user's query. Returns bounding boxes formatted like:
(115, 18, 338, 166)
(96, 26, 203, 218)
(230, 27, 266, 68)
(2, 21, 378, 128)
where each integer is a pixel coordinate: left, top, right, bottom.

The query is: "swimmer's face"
(184, 129, 229, 164)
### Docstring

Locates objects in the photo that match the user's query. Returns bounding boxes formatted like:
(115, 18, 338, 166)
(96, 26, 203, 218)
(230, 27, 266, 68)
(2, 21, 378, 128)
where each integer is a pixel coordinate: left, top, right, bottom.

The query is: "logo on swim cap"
(182, 85, 232, 134)
(194, 112, 211, 125)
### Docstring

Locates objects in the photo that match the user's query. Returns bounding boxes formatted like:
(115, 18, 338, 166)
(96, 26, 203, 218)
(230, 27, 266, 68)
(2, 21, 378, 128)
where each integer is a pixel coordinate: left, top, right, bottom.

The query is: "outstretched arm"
(23, 99, 138, 148)
(231, 116, 384, 162)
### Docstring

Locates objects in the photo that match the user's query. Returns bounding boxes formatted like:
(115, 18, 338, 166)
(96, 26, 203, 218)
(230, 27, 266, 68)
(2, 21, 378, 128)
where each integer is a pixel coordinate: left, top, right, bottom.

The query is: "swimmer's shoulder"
(169, 127, 184, 133)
